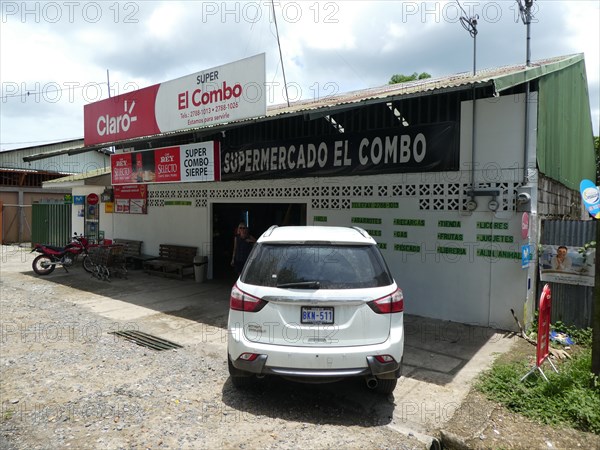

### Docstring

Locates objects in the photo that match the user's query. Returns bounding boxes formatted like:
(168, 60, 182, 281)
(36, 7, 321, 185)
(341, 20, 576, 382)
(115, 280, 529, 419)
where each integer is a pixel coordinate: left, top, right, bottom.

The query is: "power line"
(0, 137, 82, 146)
(271, 0, 290, 107)
(0, 82, 107, 101)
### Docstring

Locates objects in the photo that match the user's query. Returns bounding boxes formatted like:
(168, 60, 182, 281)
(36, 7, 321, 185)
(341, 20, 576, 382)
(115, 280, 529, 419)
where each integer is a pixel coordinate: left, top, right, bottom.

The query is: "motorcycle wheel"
(32, 255, 56, 275)
(82, 255, 95, 273)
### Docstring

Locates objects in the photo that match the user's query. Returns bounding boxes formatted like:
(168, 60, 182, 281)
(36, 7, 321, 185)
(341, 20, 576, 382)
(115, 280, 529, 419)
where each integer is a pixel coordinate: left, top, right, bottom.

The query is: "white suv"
(227, 225, 404, 394)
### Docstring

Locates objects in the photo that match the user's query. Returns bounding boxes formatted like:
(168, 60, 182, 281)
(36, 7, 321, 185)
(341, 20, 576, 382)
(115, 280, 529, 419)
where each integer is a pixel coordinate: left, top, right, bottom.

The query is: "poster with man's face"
(539, 245, 595, 286)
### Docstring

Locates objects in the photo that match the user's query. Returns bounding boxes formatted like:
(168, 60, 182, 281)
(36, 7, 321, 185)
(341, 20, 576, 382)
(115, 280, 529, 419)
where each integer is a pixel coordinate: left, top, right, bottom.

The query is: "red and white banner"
(536, 284, 552, 367)
(114, 184, 148, 214)
(85, 54, 266, 146)
(111, 141, 220, 185)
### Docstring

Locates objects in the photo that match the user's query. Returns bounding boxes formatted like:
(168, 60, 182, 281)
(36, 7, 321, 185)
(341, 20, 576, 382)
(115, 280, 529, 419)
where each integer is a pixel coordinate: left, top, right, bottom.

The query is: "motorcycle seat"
(46, 245, 66, 252)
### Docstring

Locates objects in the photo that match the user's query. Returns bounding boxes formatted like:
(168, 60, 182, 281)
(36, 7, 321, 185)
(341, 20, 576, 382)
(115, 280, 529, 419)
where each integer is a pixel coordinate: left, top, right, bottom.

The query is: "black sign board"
(221, 122, 458, 181)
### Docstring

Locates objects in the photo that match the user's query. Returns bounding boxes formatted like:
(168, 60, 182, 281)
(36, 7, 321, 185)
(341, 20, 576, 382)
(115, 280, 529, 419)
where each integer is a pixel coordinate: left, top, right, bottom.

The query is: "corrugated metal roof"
(265, 54, 583, 119)
(43, 167, 111, 185)
(1, 138, 110, 173)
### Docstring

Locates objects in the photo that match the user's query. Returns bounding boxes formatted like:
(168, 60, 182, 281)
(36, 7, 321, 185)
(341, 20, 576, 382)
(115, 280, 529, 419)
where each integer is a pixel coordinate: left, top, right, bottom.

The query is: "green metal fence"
(31, 203, 72, 247)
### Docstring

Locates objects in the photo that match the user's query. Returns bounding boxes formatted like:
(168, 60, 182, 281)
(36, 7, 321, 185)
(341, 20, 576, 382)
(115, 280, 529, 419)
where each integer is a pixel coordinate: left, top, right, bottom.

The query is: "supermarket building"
(44, 53, 596, 331)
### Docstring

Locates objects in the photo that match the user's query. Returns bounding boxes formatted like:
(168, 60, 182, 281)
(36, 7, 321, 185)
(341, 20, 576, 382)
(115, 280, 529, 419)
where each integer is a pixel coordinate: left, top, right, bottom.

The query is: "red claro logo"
(96, 100, 137, 137)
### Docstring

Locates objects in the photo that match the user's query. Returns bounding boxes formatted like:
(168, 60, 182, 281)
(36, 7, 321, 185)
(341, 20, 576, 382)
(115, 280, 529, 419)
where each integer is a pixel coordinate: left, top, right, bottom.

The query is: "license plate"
(301, 306, 334, 324)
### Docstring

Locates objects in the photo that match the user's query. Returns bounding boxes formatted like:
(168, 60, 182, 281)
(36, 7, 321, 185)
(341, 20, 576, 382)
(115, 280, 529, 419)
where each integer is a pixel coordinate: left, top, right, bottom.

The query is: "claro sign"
(84, 54, 266, 146)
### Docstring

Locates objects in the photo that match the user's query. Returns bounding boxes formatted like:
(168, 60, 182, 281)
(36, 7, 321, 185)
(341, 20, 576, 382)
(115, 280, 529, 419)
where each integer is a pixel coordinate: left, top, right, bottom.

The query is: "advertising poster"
(114, 185, 148, 214)
(539, 244, 595, 286)
(580, 179, 600, 218)
(111, 141, 220, 185)
(84, 54, 266, 146)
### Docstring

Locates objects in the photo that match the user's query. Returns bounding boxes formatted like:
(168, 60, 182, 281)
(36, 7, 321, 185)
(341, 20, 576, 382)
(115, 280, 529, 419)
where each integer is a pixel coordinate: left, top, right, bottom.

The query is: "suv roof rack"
(351, 226, 370, 238)
(263, 225, 279, 238)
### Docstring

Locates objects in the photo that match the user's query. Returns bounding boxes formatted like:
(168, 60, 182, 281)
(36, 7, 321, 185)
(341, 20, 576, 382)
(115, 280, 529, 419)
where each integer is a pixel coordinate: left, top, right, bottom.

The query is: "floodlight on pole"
(516, 0, 534, 66)
(516, 0, 535, 184)
(457, 1, 480, 197)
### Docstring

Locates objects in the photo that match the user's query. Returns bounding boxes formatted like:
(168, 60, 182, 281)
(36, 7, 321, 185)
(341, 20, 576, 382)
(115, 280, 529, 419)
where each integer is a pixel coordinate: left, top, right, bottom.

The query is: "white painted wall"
(106, 194, 208, 255)
(460, 92, 538, 184)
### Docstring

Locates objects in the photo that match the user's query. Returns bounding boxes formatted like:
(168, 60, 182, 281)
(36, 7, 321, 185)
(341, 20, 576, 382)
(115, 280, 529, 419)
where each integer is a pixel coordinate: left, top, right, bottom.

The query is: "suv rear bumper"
(229, 326, 403, 379)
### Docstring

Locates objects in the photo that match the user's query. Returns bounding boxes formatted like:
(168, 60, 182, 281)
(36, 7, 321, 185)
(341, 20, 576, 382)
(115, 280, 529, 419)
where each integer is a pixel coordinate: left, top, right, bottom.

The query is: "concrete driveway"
(11, 256, 516, 445)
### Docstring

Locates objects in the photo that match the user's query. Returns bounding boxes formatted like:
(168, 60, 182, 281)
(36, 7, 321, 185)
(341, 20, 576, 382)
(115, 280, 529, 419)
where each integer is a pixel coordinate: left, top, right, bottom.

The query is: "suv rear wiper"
(276, 281, 321, 289)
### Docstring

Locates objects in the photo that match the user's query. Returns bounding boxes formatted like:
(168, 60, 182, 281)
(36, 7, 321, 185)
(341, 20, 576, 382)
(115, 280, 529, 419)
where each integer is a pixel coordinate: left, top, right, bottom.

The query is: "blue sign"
(74, 195, 85, 205)
(580, 179, 600, 218)
(521, 244, 532, 269)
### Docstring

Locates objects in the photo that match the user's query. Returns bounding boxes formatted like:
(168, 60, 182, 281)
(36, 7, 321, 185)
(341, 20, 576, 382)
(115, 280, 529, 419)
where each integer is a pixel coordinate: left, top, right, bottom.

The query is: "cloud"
(0, 0, 598, 151)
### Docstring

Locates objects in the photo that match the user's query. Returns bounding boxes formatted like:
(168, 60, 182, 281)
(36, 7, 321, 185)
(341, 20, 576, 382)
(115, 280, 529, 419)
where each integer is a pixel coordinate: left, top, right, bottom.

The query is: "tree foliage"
(389, 72, 432, 84)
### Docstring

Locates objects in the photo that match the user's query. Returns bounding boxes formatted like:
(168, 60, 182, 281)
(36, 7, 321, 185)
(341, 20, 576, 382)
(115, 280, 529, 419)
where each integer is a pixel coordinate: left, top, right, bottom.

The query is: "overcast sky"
(1, 0, 598, 151)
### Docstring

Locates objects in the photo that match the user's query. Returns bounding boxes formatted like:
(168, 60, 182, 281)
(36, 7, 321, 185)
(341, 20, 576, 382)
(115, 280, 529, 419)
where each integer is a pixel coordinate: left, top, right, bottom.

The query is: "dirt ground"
(1, 245, 422, 450)
(1, 244, 599, 449)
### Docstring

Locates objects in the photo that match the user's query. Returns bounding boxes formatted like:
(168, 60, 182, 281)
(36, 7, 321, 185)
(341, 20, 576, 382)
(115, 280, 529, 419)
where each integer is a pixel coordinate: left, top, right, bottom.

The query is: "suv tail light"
(368, 288, 404, 314)
(373, 354, 396, 363)
(238, 353, 260, 361)
(230, 284, 267, 312)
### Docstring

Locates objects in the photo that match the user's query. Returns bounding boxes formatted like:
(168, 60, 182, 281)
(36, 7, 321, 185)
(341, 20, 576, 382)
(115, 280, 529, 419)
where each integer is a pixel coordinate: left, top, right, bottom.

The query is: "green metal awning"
(491, 54, 584, 94)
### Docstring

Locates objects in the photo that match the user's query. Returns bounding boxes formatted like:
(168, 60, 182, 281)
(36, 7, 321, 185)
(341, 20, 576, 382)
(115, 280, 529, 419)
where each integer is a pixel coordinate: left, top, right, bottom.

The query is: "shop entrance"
(212, 202, 306, 280)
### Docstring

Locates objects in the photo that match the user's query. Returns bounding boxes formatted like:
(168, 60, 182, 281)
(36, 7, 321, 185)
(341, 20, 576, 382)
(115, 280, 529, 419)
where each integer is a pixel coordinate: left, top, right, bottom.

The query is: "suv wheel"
(375, 378, 397, 395)
(228, 356, 256, 388)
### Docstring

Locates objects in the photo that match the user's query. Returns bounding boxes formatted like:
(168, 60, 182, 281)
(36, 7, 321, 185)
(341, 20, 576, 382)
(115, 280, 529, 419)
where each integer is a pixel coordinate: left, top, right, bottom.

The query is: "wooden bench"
(113, 239, 157, 270)
(143, 244, 197, 279)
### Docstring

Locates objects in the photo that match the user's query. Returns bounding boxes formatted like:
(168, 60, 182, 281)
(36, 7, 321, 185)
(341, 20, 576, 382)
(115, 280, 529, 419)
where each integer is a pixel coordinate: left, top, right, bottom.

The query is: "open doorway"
(211, 202, 306, 281)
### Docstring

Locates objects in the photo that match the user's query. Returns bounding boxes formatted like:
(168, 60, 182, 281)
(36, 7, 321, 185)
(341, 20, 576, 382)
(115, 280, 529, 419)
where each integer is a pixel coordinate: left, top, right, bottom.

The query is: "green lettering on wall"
(377, 242, 387, 250)
(437, 246, 467, 255)
(165, 201, 192, 206)
(394, 244, 421, 253)
(476, 249, 520, 260)
(393, 218, 425, 226)
(352, 202, 399, 208)
(365, 229, 382, 237)
(438, 220, 461, 228)
(477, 221, 509, 230)
(437, 233, 463, 241)
(477, 234, 514, 243)
(313, 216, 328, 222)
(393, 231, 408, 238)
(351, 217, 382, 224)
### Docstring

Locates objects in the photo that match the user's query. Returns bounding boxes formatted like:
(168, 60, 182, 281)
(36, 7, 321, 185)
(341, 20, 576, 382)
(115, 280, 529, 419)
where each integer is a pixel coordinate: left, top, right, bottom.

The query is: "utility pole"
(457, 1, 479, 193)
(517, 0, 533, 185)
(593, 222, 600, 375)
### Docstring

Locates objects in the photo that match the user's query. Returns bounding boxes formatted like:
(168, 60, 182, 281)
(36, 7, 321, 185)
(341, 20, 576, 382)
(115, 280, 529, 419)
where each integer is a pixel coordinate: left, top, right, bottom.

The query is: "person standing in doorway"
(231, 222, 256, 276)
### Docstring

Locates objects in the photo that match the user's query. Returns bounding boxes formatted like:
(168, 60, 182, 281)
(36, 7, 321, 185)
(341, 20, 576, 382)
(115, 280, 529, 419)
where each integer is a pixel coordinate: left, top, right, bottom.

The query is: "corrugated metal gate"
(1, 203, 31, 244)
(31, 203, 72, 247)
(539, 219, 596, 328)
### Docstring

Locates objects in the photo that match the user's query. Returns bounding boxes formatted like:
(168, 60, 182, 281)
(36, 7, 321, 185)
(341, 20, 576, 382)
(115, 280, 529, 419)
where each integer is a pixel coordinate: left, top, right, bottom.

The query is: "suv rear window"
(241, 244, 393, 289)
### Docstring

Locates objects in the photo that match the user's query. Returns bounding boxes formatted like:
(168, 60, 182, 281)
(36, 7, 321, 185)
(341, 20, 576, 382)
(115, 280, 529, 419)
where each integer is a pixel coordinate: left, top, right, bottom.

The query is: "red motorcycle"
(31, 233, 95, 275)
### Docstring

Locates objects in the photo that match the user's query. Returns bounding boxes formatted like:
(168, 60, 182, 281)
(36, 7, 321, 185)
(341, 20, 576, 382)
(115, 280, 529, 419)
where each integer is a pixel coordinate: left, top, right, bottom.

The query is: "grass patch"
(2, 409, 14, 421)
(477, 347, 600, 434)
